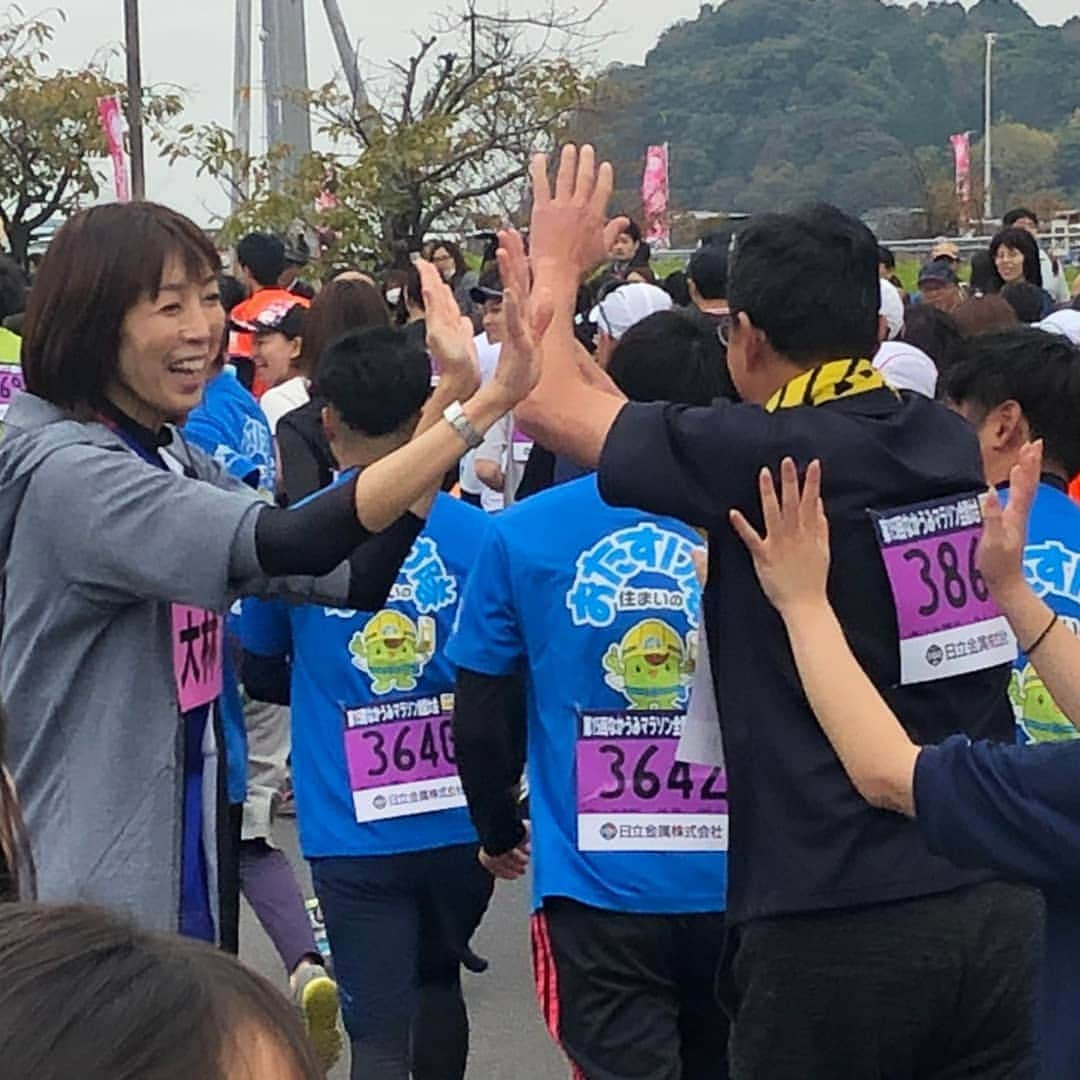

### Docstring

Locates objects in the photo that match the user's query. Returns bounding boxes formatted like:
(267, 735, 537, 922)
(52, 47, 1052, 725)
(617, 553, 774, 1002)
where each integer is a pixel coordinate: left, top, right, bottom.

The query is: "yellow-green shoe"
(291, 961, 343, 1073)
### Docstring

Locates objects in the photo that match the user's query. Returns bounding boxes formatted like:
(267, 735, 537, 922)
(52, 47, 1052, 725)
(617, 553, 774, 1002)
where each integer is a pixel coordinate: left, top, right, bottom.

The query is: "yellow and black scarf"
(764, 358, 897, 413)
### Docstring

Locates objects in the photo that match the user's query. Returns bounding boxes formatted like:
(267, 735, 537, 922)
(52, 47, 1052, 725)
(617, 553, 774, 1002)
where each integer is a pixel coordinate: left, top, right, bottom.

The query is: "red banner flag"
(97, 96, 130, 203)
(950, 132, 971, 203)
(642, 143, 671, 250)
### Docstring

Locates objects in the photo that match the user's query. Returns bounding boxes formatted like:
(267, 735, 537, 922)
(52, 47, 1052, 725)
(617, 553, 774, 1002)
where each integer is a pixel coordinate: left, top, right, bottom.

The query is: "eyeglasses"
(716, 313, 734, 347)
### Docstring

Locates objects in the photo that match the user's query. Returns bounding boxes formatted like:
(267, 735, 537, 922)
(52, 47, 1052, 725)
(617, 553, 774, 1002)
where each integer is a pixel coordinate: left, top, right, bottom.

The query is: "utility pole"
(983, 31, 996, 224)
(123, 0, 145, 199)
(262, 0, 311, 186)
(321, 0, 380, 138)
(233, 0, 252, 208)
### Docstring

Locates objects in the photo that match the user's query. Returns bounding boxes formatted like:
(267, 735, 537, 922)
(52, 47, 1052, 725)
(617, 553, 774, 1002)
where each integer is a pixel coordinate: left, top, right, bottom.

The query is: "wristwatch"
(443, 400, 485, 450)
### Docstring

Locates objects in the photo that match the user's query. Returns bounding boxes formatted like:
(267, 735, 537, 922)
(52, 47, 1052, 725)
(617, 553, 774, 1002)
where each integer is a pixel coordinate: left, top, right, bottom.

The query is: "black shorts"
(532, 896, 729, 1080)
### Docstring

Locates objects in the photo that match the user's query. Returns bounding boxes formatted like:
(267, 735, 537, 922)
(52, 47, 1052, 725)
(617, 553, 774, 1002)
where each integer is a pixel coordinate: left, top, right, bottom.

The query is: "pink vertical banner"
(950, 132, 971, 203)
(97, 96, 130, 203)
(642, 143, 671, 250)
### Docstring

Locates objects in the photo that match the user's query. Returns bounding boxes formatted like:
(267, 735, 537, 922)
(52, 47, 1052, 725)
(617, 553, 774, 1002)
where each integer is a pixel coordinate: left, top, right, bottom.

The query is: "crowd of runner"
(1, 144, 1080, 1079)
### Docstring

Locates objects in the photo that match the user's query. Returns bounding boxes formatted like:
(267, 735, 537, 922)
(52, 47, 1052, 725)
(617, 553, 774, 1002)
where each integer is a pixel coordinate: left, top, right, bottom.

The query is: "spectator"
(951, 294, 1020, 336)
(0, 255, 26, 363)
(607, 218, 651, 280)
(877, 244, 906, 297)
(249, 302, 307, 431)
(1003, 207, 1071, 305)
(429, 240, 479, 324)
(874, 281, 937, 398)
(916, 260, 963, 313)
(990, 227, 1053, 318)
(930, 239, 962, 278)
(382, 269, 408, 326)
(900, 305, 962, 393)
(687, 244, 730, 322)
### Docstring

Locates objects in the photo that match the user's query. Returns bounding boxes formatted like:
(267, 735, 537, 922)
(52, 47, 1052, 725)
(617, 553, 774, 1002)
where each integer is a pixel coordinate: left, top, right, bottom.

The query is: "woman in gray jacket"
(0, 201, 536, 941)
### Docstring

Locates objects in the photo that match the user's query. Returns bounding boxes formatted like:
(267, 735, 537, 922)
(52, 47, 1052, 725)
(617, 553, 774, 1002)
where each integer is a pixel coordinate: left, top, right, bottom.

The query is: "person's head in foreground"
(723, 203, 879, 402)
(0, 903, 323, 1080)
(950, 294, 1018, 337)
(318, 326, 432, 468)
(1000, 281, 1047, 325)
(917, 260, 963, 313)
(943, 326, 1080, 487)
(21, 202, 224, 428)
(687, 244, 729, 312)
(607, 308, 738, 406)
(990, 227, 1043, 290)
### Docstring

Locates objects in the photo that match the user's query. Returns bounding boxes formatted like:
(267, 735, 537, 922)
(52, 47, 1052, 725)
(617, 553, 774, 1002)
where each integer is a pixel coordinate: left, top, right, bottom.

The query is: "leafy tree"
(972, 122, 1061, 213)
(0, 7, 183, 267)
(167, 3, 604, 267)
(1058, 111, 1080, 199)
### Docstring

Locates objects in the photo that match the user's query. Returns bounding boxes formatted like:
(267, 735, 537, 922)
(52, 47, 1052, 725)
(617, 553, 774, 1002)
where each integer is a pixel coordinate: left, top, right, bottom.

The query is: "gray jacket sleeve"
(40, 443, 350, 612)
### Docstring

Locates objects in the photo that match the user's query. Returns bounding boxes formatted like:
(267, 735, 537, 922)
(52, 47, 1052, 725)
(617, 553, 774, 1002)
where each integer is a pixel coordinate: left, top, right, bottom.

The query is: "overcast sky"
(46, 0, 1076, 224)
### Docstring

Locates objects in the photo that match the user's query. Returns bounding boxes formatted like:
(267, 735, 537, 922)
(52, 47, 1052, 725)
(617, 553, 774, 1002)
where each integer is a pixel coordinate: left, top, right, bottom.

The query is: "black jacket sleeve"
(453, 668, 527, 856)
(345, 511, 424, 611)
(242, 649, 292, 705)
(277, 403, 333, 506)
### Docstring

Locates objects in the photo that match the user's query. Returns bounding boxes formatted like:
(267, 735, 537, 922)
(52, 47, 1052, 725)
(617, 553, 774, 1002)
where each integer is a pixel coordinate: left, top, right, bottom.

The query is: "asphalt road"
(239, 819, 568, 1079)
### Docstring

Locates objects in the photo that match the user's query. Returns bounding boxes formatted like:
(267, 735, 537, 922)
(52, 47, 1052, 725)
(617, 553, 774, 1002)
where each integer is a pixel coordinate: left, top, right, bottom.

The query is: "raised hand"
(729, 459, 831, 617)
(488, 228, 554, 409)
(977, 439, 1042, 599)
(418, 257, 479, 398)
(529, 144, 628, 286)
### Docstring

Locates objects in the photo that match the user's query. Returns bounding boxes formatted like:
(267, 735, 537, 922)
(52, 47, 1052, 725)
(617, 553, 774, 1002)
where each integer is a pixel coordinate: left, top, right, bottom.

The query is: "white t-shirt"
(459, 334, 501, 498)
(260, 376, 310, 434)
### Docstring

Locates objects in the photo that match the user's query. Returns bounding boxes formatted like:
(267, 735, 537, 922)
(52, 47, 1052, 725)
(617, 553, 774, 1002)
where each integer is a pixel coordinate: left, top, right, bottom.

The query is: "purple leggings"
(240, 838, 320, 975)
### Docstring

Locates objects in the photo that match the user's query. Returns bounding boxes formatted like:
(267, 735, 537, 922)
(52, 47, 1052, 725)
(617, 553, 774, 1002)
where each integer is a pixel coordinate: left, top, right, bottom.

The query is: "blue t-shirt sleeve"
(184, 409, 261, 488)
(445, 525, 524, 676)
(915, 734, 1080, 892)
(239, 597, 292, 658)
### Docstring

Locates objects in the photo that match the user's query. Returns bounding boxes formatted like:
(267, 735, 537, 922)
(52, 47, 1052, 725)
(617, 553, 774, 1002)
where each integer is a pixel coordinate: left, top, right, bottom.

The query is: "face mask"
(385, 288, 402, 307)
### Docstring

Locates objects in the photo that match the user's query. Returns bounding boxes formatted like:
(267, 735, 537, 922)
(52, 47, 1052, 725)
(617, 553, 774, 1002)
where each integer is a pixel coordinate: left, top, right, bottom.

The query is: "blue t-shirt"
(446, 474, 727, 915)
(241, 486, 485, 858)
(916, 735, 1080, 1079)
(1010, 482, 1080, 745)
(184, 368, 276, 493)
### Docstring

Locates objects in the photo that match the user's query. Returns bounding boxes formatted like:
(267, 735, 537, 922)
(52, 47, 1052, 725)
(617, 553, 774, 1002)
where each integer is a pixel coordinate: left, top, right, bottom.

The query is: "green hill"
(584, 0, 1080, 224)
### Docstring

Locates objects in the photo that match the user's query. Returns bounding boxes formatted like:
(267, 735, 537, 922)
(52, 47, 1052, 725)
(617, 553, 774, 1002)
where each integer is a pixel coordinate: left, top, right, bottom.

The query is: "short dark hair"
(1001, 281, 1047, 324)
(968, 250, 998, 295)
(217, 274, 246, 316)
(235, 233, 285, 288)
(687, 245, 729, 301)
(901, 305, 962, 369)
(617, 218, 642, 244)
(607, 309, 737, 406)
(318, 326, 431, 436)
(0, 903, 322, 1080)
(661, 270, 691, 308)
(729, 204, 879, 366)
(944, 327, 1080, 475)
(21, 203, 220, 412)
(303, 278, 390, 381)
(0, 255, 27, 321)
(989, 227, 1043, 290)
(1003, 207, 1038, 228)
(878, 245, 896, 270)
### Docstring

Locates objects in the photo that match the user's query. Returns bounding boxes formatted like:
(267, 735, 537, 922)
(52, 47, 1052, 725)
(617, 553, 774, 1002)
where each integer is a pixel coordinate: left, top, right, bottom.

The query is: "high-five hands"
(730, 459, 831, 618)
(529, 145, 628, 287)
(417, 258, 480, 399)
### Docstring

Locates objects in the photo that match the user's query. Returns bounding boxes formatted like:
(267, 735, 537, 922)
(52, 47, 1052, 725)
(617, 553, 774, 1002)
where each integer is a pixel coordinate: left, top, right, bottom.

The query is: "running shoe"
(290, 960, 342, 1072)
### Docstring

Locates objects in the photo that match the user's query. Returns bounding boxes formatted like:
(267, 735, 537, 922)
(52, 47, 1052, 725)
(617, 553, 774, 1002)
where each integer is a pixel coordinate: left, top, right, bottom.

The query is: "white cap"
(590, 282, 673, 340)
(1037, 309, 1080, 345)
(873, 341, 938, 399)
(878, 279, 905, 341)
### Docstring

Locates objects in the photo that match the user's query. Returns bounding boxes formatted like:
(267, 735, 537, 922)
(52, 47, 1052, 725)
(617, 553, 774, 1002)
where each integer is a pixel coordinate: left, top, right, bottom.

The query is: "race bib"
(0, 362, 24, 421)
(871, 493, 1016, 685)
(343, 694, 466, 823)
(171, 605, 224, 712)
(576, 710, 728, 852)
